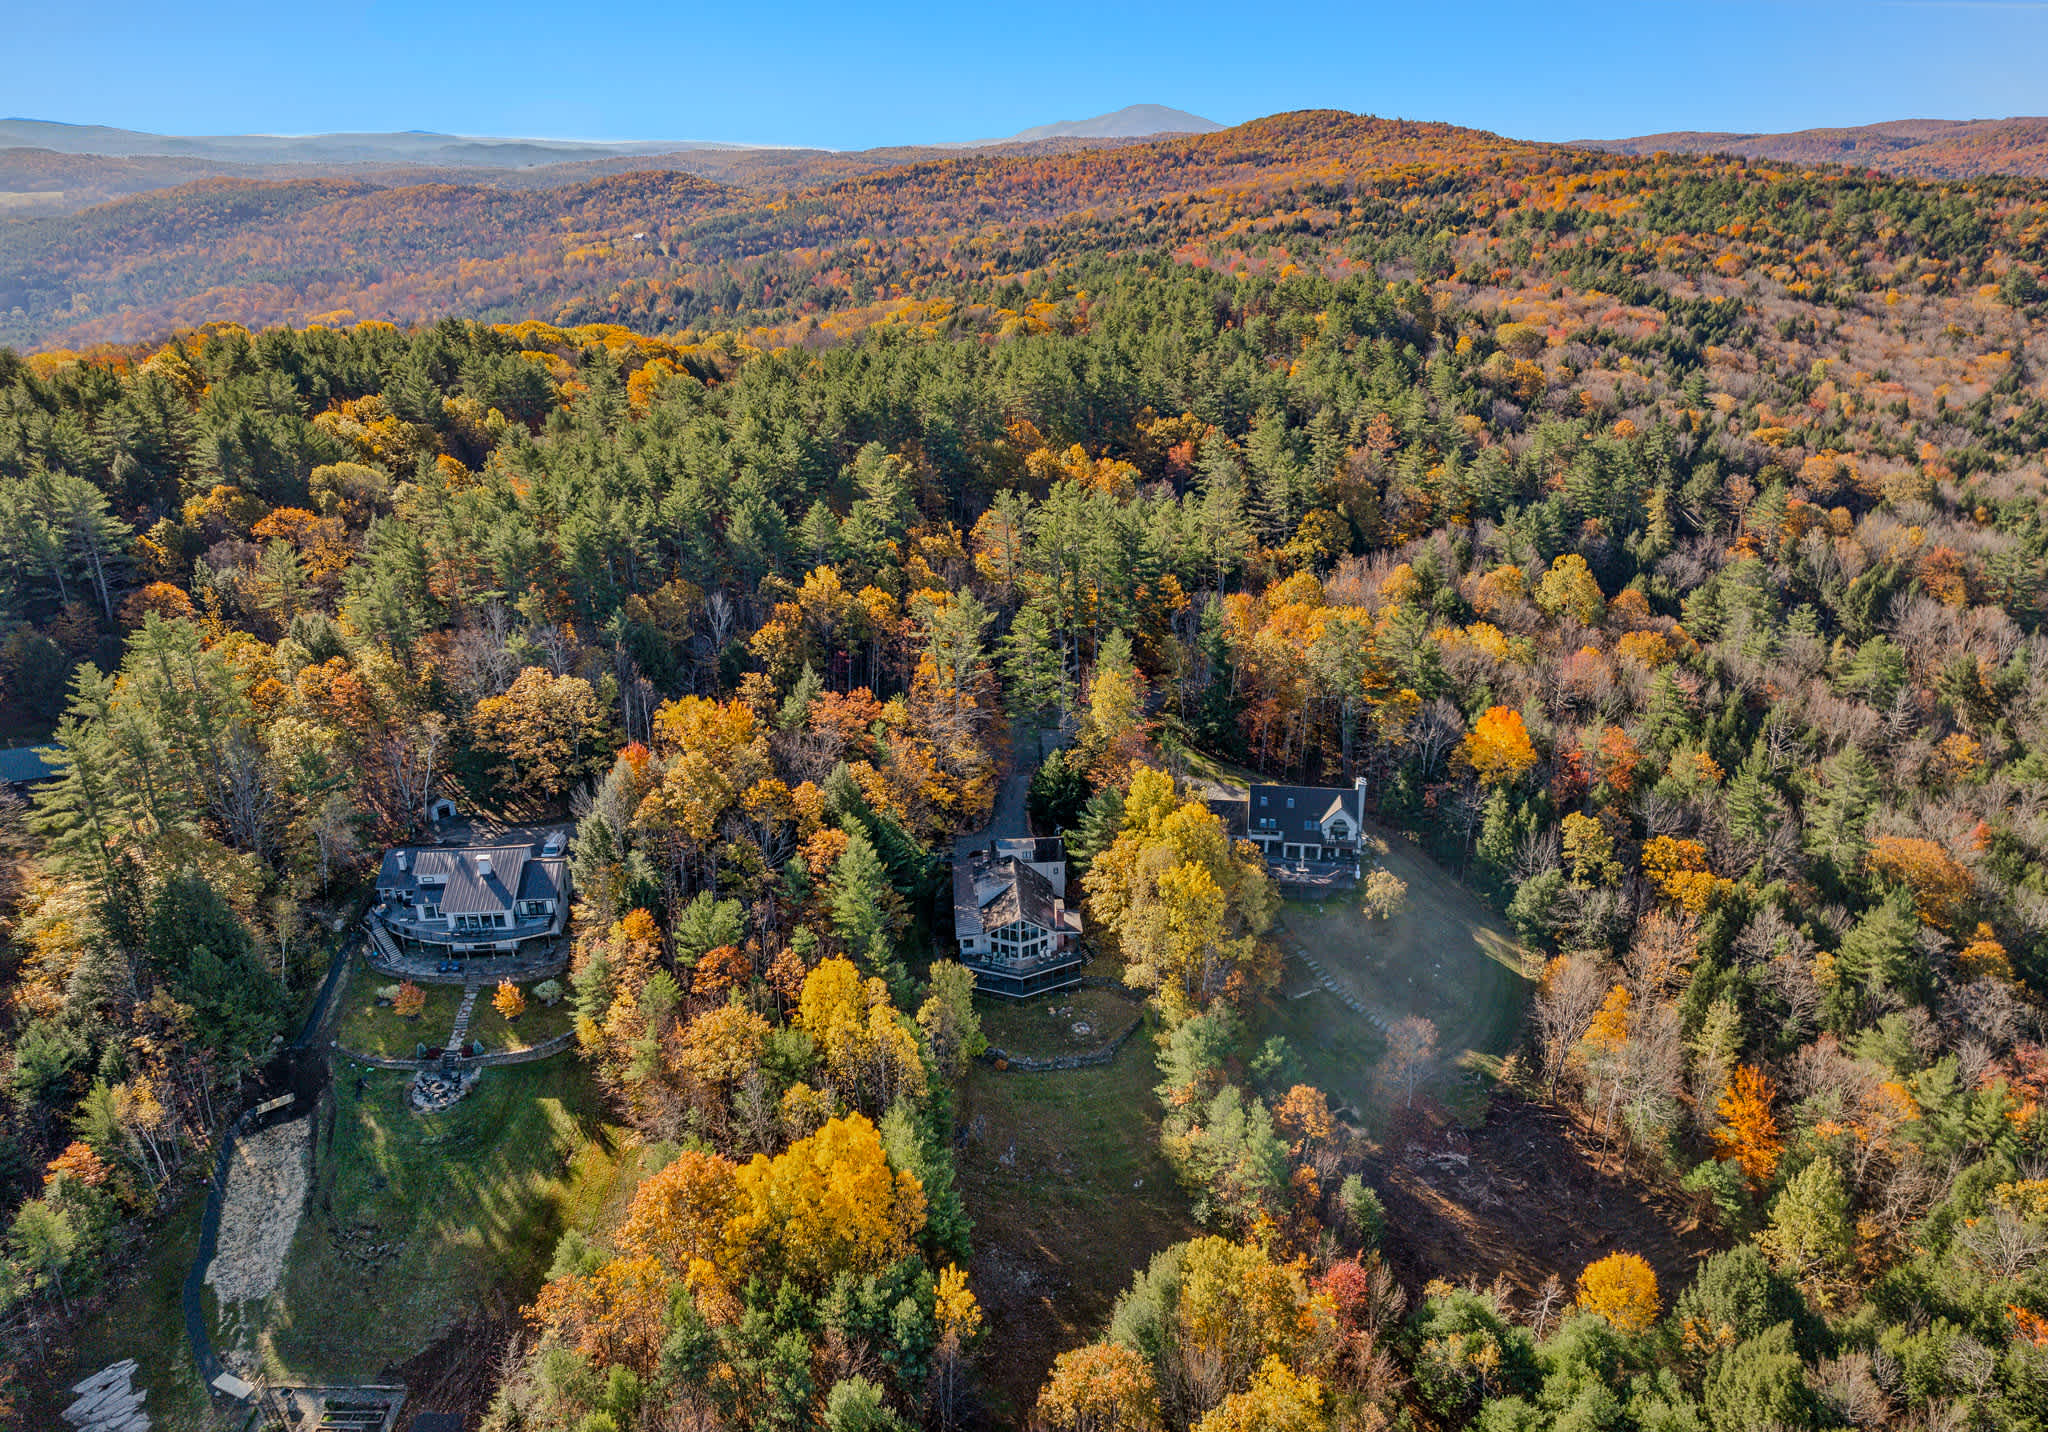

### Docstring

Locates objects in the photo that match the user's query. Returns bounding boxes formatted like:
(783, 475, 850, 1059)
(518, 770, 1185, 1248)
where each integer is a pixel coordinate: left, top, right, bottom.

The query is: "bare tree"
(1526, 1274, 1568, 1339)
(1532, 952, 1608, 1098)
(1376, 1015, 1440, 1109)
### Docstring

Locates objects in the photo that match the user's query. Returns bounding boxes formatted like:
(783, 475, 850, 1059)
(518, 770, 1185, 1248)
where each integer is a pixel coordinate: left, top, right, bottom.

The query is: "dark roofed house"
(1207, 777, 1368, 883)
(370, 831, 570, 960)
(0, 746, 58, 790)
(953, 839, 1085, 998)
(993, 835, 1066, 891)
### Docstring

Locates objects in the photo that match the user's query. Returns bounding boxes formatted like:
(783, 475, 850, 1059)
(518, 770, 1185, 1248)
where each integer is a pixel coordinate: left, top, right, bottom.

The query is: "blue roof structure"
(0, 746, 57, 786)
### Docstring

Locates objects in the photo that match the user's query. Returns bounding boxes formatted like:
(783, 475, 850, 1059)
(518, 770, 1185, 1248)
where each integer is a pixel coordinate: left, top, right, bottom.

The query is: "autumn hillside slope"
(0, 169, 736, 348)
(1582, 115, 2048, 180)
(3, 111, 1552, 349)
(14, 103, 2048, 363)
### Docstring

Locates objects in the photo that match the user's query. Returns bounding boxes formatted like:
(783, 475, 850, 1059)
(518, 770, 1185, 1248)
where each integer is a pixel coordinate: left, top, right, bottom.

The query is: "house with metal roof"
(1208, 777, 1369, 879)
(953, 839, 1085, 998)
(0, 746, 59, 790)
(370, 832, 570, 958)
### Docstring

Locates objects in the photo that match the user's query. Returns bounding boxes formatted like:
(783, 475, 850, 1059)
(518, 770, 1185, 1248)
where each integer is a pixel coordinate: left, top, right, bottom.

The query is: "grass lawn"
(978, 985, 1142, 1059)
(470, 989, 576, 1052)
(1261, 983, 1390, 1113)
(16, 1193, 225, 1432)
(955, 1036, 1198, 1428)
(1172, 743, 1267, 800)
(1260, 821, 1531, 1126)
(249, 1059, 645, 1383)
(333, 965, 464, 1057)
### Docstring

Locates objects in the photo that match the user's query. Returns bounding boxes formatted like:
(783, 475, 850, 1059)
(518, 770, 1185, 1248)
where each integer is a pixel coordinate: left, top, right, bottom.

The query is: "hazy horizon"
(12, 0, 2046, 152)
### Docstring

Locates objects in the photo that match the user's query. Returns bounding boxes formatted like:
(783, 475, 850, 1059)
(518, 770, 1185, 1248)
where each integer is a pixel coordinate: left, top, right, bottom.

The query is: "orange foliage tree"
(1713, 1064, 1783, 1185)
(1866, 835, 1973, 929)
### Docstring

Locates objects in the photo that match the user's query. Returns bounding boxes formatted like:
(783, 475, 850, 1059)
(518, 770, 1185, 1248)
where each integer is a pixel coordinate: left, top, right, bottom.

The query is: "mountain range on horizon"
(1581, 114, 2048, 180)
(0, 104, 1224, 167)
(11, 106, 2048, 181)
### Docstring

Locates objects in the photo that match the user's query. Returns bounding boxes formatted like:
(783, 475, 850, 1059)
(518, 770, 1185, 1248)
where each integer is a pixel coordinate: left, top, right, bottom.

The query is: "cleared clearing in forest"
(206, 1116, 311, 1305)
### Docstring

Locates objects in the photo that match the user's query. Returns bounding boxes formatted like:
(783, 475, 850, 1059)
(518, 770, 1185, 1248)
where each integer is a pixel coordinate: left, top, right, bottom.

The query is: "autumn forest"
(3, 105, 2048, 1432)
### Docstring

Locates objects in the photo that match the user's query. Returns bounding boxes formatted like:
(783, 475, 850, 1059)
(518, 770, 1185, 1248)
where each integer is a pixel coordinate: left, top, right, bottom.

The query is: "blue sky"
(10, 0, 2048, 149)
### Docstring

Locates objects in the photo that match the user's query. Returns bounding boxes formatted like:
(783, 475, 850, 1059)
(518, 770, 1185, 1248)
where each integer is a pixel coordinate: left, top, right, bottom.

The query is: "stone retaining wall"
(980, 981, 1150, 1072)
(332, 1029, 577, 1072)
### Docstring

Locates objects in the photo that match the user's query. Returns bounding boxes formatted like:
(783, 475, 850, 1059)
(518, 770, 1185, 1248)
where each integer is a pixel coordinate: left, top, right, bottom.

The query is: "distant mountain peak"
(992, 105, 1223, 146)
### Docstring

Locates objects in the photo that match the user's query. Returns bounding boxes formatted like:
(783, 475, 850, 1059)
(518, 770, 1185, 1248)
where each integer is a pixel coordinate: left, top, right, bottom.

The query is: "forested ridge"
(2, 106, 2048, 1430)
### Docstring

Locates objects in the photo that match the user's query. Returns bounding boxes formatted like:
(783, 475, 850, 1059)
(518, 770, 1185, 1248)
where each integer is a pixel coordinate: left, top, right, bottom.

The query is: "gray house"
(953, 840, 1085, 998)
(372, 832, 569, 957)
(1208, 777, 1369, 876)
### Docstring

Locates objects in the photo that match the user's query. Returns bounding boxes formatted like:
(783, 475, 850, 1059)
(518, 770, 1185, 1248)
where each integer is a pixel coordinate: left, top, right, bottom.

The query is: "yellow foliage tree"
(1576, 1252, 1661, 1333)
(1641, 836, 1724, 914)
(492, 979, 526, 1022)
(1037, 1342, 1165, 1432)
(1082, 768, 1278, 1017)
(393, 981, 425, 1018)
(1193, 1356, 1326, 1432)
(796, 957, 928, 1110)
(1957, 924, 2014, 980)
(1560, 812, 1616, 885)
(719, 1112, 926, 1295)
(1534, 553, 1606, 625)
(1176, 1236, 1313, 1387)
(1458, 706, 1538, 787)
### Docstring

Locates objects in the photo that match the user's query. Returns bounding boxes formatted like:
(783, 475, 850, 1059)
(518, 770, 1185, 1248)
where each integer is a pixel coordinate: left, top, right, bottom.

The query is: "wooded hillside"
(3, 106, 2047, 1431)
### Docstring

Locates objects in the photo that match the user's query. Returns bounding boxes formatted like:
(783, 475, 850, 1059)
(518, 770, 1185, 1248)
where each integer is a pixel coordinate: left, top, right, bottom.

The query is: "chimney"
(476, 853, 492, 879)
(397, 850, 409, 872)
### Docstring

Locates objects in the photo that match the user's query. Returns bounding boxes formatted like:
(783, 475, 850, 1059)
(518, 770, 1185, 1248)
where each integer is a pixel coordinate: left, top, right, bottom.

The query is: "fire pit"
(410, 1066, 480, 1113)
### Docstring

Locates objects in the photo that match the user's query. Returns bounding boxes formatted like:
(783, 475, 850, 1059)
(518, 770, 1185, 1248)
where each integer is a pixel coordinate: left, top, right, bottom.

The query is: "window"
(1286, 797, 1294, 808)
(1257, 795, 1267, 807)
(423, 905, 440, 920)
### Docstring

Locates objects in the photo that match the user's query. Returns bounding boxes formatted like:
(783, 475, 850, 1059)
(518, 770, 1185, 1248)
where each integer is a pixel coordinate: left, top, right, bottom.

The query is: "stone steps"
(1289, 948, 1389, 1032)
(445, 984, 481, 1052)
(63, 1360, 147, 1431)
